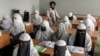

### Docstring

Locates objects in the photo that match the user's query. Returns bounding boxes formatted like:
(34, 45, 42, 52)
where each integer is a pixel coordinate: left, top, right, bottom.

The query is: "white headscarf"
(1, 15, 12, 31)
(57, 23, 66, 36)
(63, 16, 72, 29)
(64, 16, 70, 23)
(84, 16, 95, 31)
(86, 14, 96, 23)
(19, 33, 34, 50)
(68, 12, 77, 21)
(68, 12, 73, 17)
(68, 23, 92, 51)
(31, 10, 43, 25)
(10, 16, 25, 36)
(35, 20, 54, 41)
(13, 13, 23, 23)
(42, 20, 53, 32)
(13, 33, 39, 56)
(55, 40, 71, 56)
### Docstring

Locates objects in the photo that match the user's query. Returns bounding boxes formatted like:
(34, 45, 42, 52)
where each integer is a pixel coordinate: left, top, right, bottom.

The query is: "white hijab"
(64, 16, 70, 23)
(68, 23, 92, 51)
(57, 23, 67, 36)
(31, 10, 43, 25)
(1, 15, 12, 31)
(13, 13, 23, 23)
(63, 16, 72, 29)
(35, 20, 54, 41)
(84, 16, 95, 31)
(13, 33, 39, 56)
(10, 16, 25, 36)
(68, 12, 77, 21)
(55, 40, 71, 56)
(86, 14, 96, 23)
(68, 12, 73, 17)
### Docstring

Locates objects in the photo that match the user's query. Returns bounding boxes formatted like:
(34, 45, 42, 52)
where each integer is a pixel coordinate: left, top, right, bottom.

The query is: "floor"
(94, 32, 100, 56)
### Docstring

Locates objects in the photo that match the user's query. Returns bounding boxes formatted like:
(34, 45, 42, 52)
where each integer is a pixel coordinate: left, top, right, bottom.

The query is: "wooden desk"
(74, 14, 99, 21)
(51, 26, 99, 48)
(70, 20, 97, 29)
(33, 39, 85, 56)
(0, 30, 10, 49)
(24, 23, 33, 33)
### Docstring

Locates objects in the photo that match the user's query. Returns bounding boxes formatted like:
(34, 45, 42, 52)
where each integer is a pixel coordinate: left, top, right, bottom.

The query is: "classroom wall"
(0, 0, 39, 19)
(40, 0, 100, 17)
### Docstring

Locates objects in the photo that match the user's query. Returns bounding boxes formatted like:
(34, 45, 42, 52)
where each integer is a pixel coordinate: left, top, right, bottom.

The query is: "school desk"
(33, 39, 86, 56)
(74, 14, 99, 21)
(0, 30, 10, 49)
(24, 23, 33, 33)
(70, 20, 97, 29)
(51, 26, 99, 48)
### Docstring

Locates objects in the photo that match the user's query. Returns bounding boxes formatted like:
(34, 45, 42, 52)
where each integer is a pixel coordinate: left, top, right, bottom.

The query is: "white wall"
(40, 0, 100, 17)
(0, 0, 39, 18)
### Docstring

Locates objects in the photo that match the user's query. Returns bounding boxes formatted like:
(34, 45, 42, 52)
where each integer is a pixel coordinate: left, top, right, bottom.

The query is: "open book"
(35, 45, 47, 53)
(67, 46, 84, 54)
(39, 41, 55, 48)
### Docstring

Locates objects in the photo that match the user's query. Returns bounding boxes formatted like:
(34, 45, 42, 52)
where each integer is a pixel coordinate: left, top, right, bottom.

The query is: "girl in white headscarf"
(84, 16, 95, 31)
(51, 23, 69, 43)
(31, 10, 43, 38)
(13, 13, 23, 23)
(68, 23, 92, 56)
(86, 14, 96, 23)
(9, 14, 26, 46)
(54, 40, 71, 56)
(68, 12, 77, 21)
(13, 33, 39, 56)
(35, 20, 54, 41)
(31, 10, 43, 25)
(1, 15, 12, 31)
(63, 16, 72, 29)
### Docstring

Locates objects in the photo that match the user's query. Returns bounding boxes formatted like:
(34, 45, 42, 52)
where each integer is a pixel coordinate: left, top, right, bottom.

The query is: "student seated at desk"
(50, 23, 69, 43)
(84, 16, 95, 31)
(63, 16, 72, 29)
(31, 10, 43, 38)
(0, 15, 12, 31)
(13, 33, 39, 56)
(47, 1, 61, 26)
(9, 13, 26, 46)
(35, 20, 54, 41)
(68, 12, 77, 21)
(54, 40, 71, 56)
(86, 14, 96, 23)
(68, 23, 92, 56)
(12, 13, 23, 23)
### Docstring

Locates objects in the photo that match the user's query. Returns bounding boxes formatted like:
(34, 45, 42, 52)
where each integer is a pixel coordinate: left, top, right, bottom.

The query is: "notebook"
(35, 45, 47, 53)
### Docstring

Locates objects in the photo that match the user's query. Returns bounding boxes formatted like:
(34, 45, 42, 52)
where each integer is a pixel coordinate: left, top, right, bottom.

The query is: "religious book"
(35, 45, 47, 53)
(67, 46, 84, 54)
(39, 41, 55, 48)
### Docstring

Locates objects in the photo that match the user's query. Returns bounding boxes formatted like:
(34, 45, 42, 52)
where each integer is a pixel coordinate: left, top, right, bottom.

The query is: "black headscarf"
(17, 40, 30, 56)
(54, 44, 66, 56)
(74, 29, 86, 47)
(69, 16, 73, 20)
